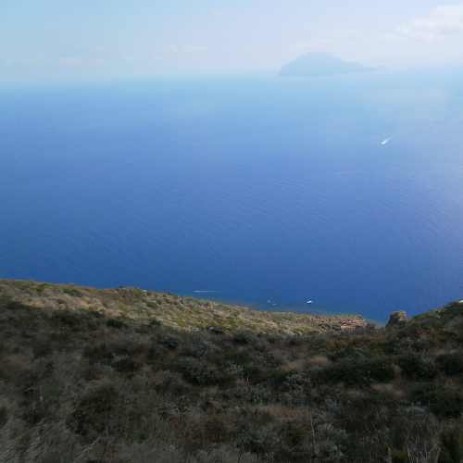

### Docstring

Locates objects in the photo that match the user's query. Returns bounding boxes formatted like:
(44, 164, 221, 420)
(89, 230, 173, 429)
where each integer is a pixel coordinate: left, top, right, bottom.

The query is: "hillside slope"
(0, 280, 366, 335)
(1, 280, 463, 462)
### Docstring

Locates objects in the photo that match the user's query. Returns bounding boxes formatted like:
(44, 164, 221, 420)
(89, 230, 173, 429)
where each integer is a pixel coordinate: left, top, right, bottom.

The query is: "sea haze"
(1, 71, 463, 321)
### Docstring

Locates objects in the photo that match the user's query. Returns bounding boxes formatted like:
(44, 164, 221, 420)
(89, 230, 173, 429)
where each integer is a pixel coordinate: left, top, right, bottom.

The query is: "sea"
(1, 70, 463, 321)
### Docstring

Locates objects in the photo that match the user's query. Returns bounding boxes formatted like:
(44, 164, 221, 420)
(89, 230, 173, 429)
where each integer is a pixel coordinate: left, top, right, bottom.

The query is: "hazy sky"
(2, 0, 463, 82)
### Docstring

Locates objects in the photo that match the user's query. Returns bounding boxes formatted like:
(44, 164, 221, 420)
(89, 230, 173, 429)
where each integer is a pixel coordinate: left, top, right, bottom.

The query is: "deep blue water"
(1, 71, 463, 321)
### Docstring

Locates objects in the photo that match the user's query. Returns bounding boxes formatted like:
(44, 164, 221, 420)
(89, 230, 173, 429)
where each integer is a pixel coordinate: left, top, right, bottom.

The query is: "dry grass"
(1, 279, 463, 462)
(0, 279, 367, 335)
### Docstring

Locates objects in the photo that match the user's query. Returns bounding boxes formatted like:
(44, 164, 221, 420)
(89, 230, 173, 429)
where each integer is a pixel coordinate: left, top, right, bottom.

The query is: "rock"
(338, 318, 369, 332)
(386, 311, 408, 328)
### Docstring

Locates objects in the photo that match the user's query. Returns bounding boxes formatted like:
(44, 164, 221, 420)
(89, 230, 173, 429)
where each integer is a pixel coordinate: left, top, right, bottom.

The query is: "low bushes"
(315, 357, 396, 386)
(3, 282, 463, 462)
(410, 384, 463, 418)
(436, 352, 463, 377)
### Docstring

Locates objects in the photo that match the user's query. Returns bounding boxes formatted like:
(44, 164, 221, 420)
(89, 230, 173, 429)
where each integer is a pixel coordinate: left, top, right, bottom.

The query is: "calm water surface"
(1, 72, 463, 320)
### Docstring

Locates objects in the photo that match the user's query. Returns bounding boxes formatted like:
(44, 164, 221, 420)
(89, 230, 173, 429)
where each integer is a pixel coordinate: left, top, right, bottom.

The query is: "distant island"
(279, 52, 371, 77)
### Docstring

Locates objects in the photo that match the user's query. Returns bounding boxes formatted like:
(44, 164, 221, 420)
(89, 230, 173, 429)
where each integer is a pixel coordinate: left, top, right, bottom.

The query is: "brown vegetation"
(1, 279, 463, 462)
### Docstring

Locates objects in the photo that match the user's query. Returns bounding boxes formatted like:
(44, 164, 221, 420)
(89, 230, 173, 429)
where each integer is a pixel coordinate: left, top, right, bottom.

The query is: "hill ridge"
(0, 279, 367, 335)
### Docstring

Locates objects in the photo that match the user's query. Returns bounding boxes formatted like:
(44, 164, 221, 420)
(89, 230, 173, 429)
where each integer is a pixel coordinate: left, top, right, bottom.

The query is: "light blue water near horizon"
(1, 71, 463, 321)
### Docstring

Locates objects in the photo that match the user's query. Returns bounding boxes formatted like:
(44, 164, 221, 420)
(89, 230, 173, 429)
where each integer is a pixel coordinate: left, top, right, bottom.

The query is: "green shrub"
(397, 353, 437, 380)
(176, 357, 233, 386)
(50, 311, 83, 328)
(410, 385, 463, 418)
(62, 287, 82, 297)
(0, 405, 8, 428)
(112, 356, 141, 375)
(436, 353, 463, 377)
(273, 421, 312, 463)
(106, 318, 127, 329)
(68, 382, 119, 437)
(83, 343, 115, 364)
(232, 331, 257, 345)
(390, 448, 408, 462)
(316, 357, 395, 386)
(440, 423, 463, 463)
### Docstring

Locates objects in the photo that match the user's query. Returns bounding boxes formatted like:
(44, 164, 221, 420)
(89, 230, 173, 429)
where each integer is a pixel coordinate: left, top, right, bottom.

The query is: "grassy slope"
(1, 279, 463, 463)
(0, 280, 367, 335)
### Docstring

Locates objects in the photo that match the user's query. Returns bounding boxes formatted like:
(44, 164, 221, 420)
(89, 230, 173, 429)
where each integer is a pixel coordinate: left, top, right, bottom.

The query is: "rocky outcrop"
(386, 311, 408, 328)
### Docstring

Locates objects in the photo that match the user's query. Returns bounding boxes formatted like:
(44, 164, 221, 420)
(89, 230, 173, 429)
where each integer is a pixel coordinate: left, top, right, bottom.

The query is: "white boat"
(381, 137, 391, 146)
